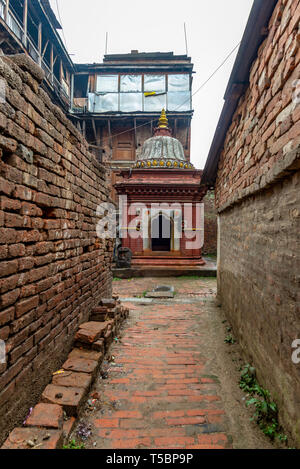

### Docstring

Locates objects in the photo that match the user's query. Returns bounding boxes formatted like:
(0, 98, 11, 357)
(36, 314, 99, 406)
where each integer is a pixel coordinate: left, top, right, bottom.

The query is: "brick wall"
(203, 191, 217, 255)
(216, 0, 300, 209)
(0, 54, 113, 444)
(215, 0, 300, 444)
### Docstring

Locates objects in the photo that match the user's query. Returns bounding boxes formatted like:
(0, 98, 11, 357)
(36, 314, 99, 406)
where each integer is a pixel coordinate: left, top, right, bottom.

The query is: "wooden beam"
(82, 120, 86, 139)
(4, 0, 9, 23)
(60, 59, 63, 84)
(92, 118, 98, 144)
(38, 23, 42, 66)
(23, 0, 28, 46)
(185, 119, 190, 150)
(108, 119, 112, 149)
(97, 125, 102, 149)
(53, 54, 58, 68)
(42, 40, 49, 59)
(134, 118, 137, 149)
(70, 73, 74, 111)
(50, 43, 54, 83)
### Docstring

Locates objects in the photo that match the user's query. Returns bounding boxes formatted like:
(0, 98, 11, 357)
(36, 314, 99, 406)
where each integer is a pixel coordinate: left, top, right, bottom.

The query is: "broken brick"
(92, 338, 105, 354)
(1, 427, 63, 449)
(41, 384, 85, 417)
(52, 370, 92, 391)
(25, 403, 63, 429)
(75, 321, 109, 344)
(62, 417, 76, 440)
(62, 357, 99, 377)
(68, 348, 102, 362)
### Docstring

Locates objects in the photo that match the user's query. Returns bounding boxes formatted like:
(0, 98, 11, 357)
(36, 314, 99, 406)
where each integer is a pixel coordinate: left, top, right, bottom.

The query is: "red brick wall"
(215, 0, 300, 445)
(215, 0, 300, 211)
(203, 191, 217, 255)
(0, 54, 113, 443)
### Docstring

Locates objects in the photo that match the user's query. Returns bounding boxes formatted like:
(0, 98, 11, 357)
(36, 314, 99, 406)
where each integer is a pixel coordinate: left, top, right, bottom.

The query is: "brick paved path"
(72, 277, 238, 449)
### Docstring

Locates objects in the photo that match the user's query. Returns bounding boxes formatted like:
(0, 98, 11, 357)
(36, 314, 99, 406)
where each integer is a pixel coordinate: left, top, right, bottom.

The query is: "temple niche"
(115, 110, 207, 268)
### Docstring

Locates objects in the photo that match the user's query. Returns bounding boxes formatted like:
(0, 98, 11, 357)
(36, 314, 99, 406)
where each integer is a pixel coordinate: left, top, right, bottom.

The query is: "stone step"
(52, 370, 92, 392)
(92, 338, 105, 354)
(62, 356, 99, 379)
(1, 297, 129, 449)
(41, 385, 86, 417)
(75, 321, 110, 344)
(62, 417, 76, 441)
(1, 427, 63, 449)
(68, 348, 102, 361)
(100, 299, 119, 308)
(24, 403, 63, 430)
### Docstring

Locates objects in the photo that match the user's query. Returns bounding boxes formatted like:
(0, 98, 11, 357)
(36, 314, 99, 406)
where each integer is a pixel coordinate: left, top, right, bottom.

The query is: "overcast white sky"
(50, 0, 253, 169)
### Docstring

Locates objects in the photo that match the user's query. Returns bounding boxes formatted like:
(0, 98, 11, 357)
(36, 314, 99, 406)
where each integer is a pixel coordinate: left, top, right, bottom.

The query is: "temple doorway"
(151, 212, 172, 252)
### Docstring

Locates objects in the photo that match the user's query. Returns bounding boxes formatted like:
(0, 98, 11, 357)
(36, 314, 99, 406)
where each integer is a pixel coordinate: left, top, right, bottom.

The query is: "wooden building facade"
(0, 0, 74, 109)
(72, 51, 195, 203)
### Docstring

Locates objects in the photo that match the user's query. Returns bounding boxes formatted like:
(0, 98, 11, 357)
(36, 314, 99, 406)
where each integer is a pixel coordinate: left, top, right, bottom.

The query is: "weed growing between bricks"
(221, 317, 290, 448)
(239, 364, 289, 446)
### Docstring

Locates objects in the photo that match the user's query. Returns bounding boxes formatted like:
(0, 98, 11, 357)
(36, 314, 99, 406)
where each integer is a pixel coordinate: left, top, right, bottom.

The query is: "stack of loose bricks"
(2, 297, 129, 449)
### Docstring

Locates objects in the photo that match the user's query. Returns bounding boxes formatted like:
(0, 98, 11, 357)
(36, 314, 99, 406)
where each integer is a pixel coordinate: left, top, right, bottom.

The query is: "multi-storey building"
(72, 51, 194, 202)
(0, 0, 74, 109)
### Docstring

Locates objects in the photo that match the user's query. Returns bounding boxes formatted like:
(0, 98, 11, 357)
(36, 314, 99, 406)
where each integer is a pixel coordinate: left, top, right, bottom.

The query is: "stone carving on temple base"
(116, 247, 133, 268)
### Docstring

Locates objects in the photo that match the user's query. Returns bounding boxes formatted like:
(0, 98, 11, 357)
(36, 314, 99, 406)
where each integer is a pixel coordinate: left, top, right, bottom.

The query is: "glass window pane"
(88, 93, 95, 112)
(144, 75, 166, 93)
(96, 75, 119, 92)
(120, 75, 142, 92)
(88, 92, 119, 112)
(120, 93, 143, 112)
(168, 74, 190, 92)
(144, 93, 167, 112)
(167, 91, 191, 111)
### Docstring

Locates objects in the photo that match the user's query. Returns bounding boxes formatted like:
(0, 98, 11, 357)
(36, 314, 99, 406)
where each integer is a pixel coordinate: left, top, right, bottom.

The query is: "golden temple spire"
(158, 108, 169, 128)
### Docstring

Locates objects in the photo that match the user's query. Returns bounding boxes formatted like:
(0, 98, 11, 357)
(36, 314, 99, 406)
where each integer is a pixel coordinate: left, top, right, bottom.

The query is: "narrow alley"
(70, 277, 273, 450)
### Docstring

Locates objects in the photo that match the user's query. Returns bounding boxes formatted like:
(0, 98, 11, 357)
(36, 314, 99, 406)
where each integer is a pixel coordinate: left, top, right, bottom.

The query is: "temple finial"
(158, 108, 168, 129)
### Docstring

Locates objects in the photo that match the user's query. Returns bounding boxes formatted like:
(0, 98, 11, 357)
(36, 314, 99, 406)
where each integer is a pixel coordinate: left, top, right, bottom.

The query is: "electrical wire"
(77, 40, 242, 146)
(55, 0, 68, 50)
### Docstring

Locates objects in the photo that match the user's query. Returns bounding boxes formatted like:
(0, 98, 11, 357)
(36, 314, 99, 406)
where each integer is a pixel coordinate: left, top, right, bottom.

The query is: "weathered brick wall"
(215, 0, 300, 444)
(0, 54, 113, 443)
(203, 191, 217, 255)
(216, 0, 300, 209)
(218, 172, 300, 443)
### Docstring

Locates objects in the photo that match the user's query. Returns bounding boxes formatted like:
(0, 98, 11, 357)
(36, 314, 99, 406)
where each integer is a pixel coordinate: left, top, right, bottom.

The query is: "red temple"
(115, 110, 207, 268)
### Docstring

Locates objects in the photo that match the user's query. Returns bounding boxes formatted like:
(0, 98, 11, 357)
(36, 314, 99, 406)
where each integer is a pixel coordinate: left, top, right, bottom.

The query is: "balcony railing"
(27, 35, 39, 63)
(0, 0, 71, 106)
(7, 10, 22, 41)
(0, 0, 5, 20)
